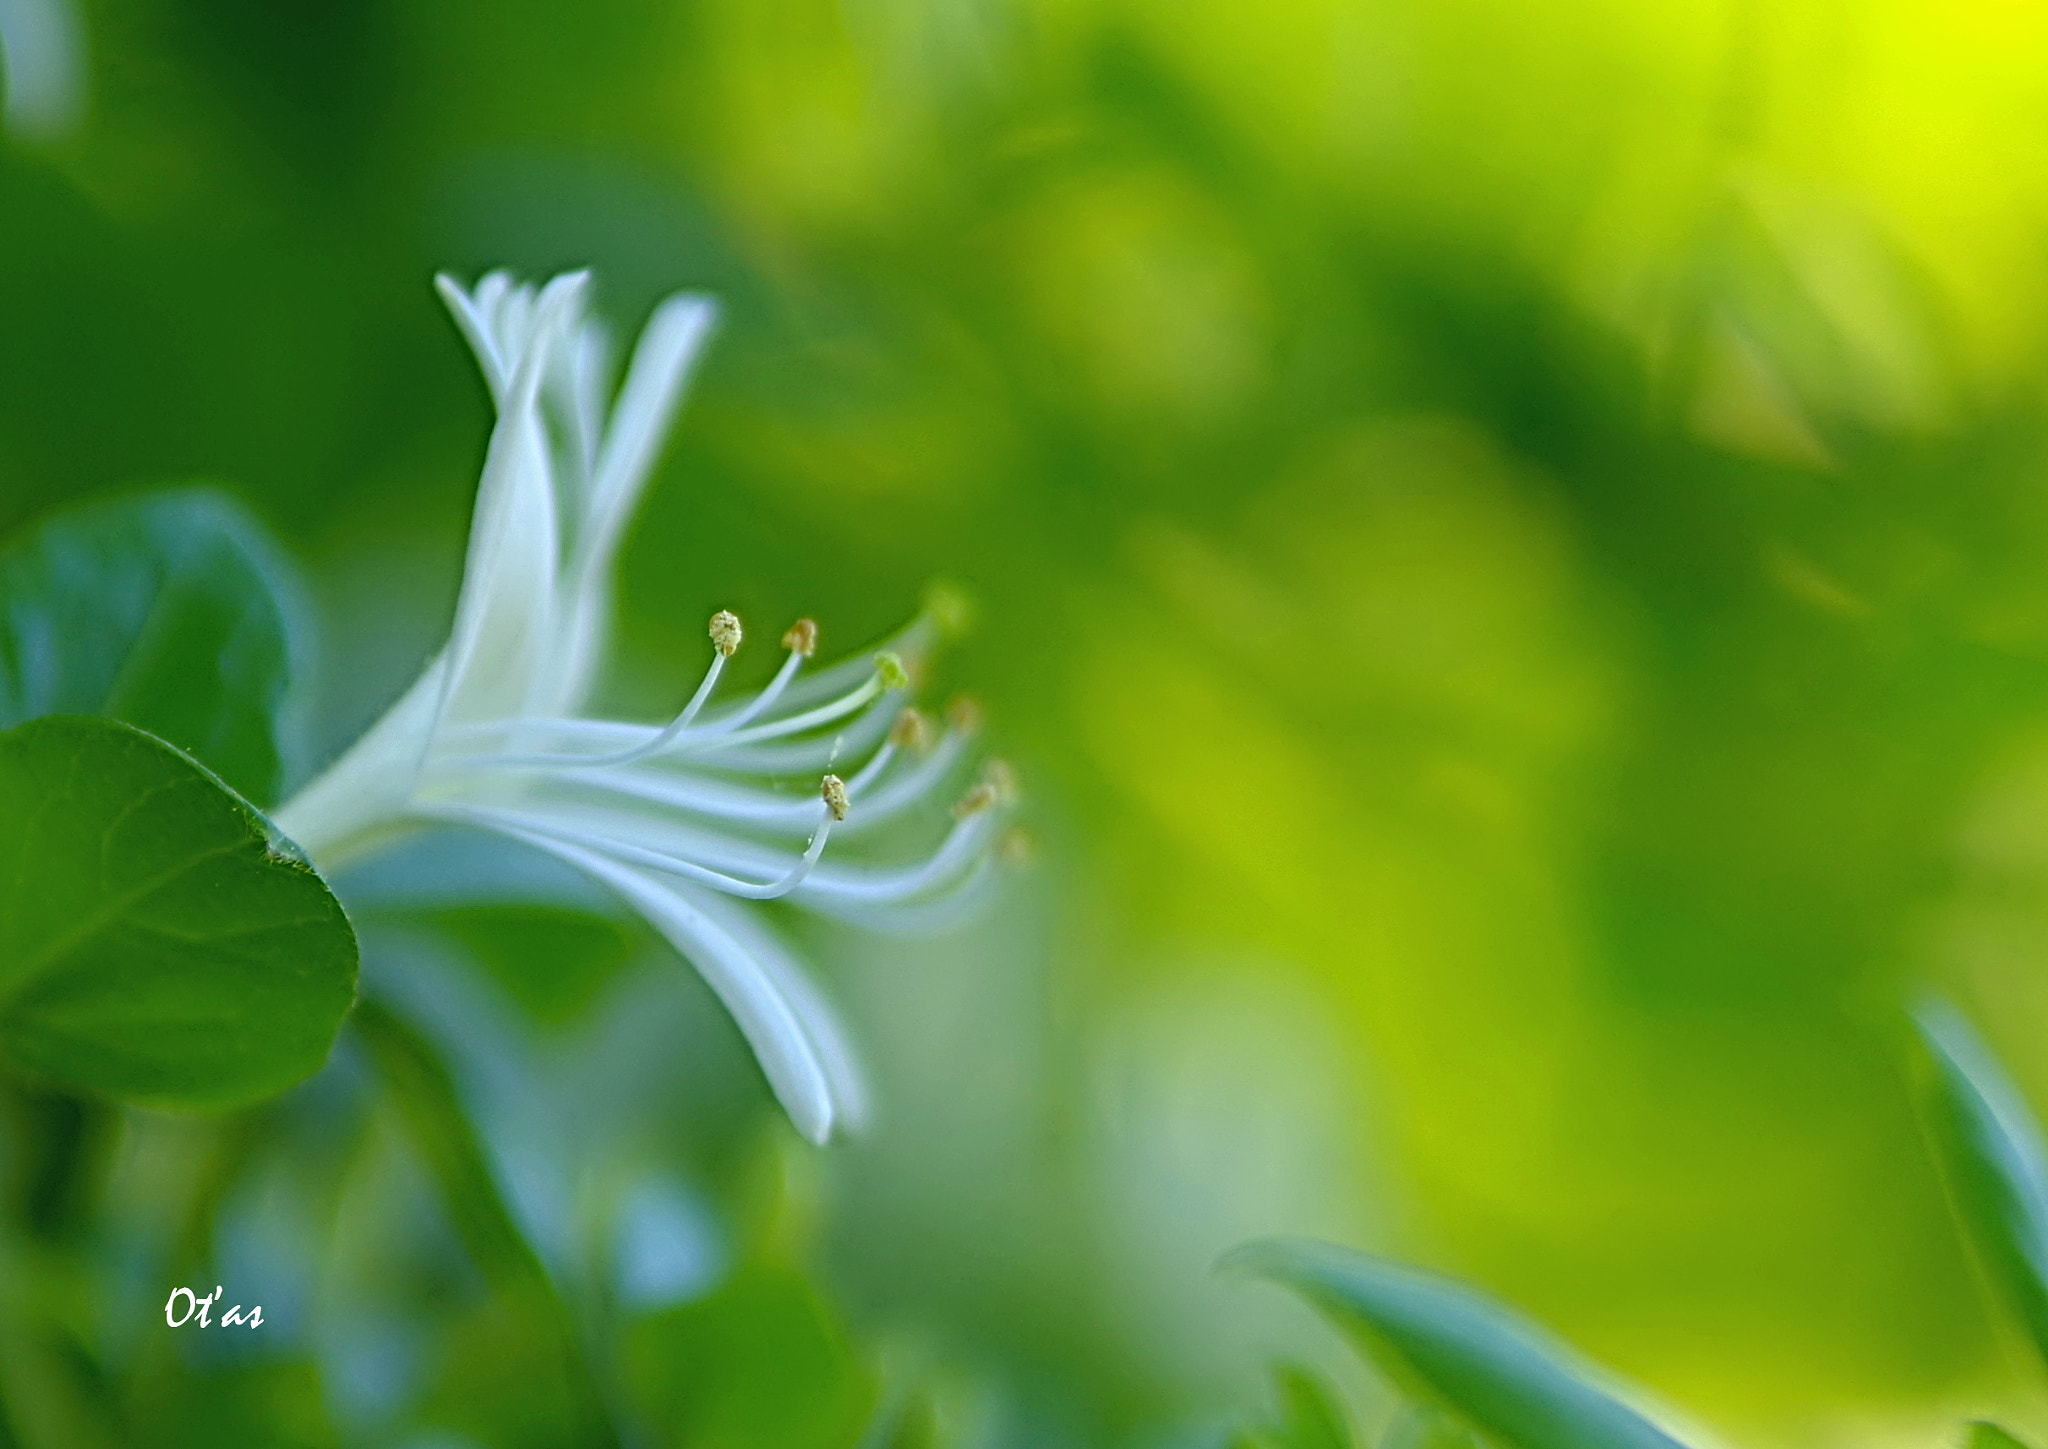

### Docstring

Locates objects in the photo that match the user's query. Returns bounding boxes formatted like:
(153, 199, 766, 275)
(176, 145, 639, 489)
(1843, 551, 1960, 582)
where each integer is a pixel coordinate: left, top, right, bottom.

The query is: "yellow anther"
(875, 651, 910, 690)
(889, 707, 934, 752)
(953, 781, 998, 820)
(945, 695, 983, 733)
(821, 774, 849, 821)
(782, 618, 819, 656)
(709, 610, 743, 658)
(982, 758, 1020, 807)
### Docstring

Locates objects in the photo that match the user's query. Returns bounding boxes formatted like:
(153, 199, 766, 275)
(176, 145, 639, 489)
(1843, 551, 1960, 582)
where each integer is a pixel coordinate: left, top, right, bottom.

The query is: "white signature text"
(164, 1286, 262, 1328)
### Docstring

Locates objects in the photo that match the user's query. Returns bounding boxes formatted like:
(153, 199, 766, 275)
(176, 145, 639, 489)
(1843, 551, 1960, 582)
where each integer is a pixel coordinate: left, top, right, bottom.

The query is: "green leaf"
(0, 716, 356, 1107)
(0, 487, 302, 803)
(351, 999, 618, 1447)
(1270, 1365, 1355, 1449)
(422, 903, 636, 1028)
(1226, 1239, 1690, 1449)
(625, 1263, 874, 1449)
(1915, 1000, 2048, 1372)
(1967, 1424, 2040, 1449)
(1381, 1405, 1483, 1449)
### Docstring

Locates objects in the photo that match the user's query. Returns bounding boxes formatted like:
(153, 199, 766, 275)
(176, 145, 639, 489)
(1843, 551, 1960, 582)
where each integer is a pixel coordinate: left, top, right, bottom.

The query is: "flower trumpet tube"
(275, 270, 1008, 1144)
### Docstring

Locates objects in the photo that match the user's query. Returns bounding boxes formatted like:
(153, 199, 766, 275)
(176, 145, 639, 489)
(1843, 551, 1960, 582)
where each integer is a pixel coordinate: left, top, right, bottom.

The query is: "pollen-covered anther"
(945, 695, 983, 733)
(821, 773, 850, 821)
(889, 707, 934, 752)
(982, 758, 1020, 807)
(709, 610, 744, 657)
(782, 618, 819, 656)
(875, 651, 910, 690)
(953, 780, 999, 820)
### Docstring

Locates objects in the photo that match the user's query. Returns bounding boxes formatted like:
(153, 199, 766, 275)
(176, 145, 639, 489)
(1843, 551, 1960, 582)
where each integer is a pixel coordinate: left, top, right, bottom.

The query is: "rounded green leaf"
(0, 487, 302, 803)
(1226, 1239, 1689, 1449)
(1916, 999, 2048, 1374)
(0, 716, 356, 1106)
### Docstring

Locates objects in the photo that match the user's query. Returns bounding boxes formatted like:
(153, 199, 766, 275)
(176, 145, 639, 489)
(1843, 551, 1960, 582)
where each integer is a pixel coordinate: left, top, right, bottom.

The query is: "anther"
(709, 610, 743, 657)
(782, 618, 819, 656)
(875, 651, 910, 690)
(889, 708, 934, 752)
(953, 781, 999, 820)
(821, 774, 850, 821)
(982, 758, 1020, 806)
(945, 695, 983, 732)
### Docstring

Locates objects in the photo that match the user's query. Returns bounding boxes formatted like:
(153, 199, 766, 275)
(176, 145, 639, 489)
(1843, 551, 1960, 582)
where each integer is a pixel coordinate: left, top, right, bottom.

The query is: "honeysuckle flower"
(274, 270, 1010, 1144)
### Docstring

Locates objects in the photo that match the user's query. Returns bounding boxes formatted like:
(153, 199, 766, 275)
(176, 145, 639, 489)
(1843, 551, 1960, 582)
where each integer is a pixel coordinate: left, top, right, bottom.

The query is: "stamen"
(811, 855, 1002, 934)
(472, 644, 728, 769)
(782, 618, 819, 656)
(876, 651, 911, 690)
(821, 774, 849, 821)
(945, 695, 983, 733)
(436, 803, 837, 901)
(843, 740, 896, 796)
(703, 645, 805, 734)
(998, 827, 1035, 868)
(710, 609, 743, 657)
(679, 666, 891, 753)
(889, 708, 933, 752)
(834, 724, 973, 830)
(951, 760, 1019, 821)
(954, 782, 998, 820)
(545, 763, 840, 828)
(798, 809, 1000, 903)
(983, 759, 1020, 807)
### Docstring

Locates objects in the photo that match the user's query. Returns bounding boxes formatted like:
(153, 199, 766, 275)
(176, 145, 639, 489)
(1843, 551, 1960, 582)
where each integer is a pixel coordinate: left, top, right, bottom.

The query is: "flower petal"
(436, 274, 587, 729)
(588, 293, 718, 552)
(683, 885, 869, 1133)
(545, 294, 718, 709)
(436, 271, 513, 400)
(522, 836, 841, 1143)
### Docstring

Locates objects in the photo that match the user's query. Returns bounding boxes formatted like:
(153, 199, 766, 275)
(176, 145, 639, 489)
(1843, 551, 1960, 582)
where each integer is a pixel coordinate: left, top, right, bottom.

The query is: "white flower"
(275, 270, 1010, 1144)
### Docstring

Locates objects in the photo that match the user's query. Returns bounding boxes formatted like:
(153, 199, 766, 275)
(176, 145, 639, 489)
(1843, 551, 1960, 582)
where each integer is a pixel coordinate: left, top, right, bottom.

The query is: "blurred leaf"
(422, 1283, 594, 1449)
(0, 487, 302, 804)
(128, 1359, 338, 1449)
(1270, 1365, 1356, 1449)
(351, 999, 619, 1447)
(1916, 1000, 2048, 1372)
(0, 716, 356, 1107)
(1380, 1404, 1483, 1449)
(625, 1262, 873, 1449)
(424, 903, 636, 1028)
(1227, 1239, 1690, 1449)
(351, 998, 557, 1285)
(860, 1391, 943, 1449)
(1234, 1365, 1359, 1449)
(1968, 1424, 2040, 1449)
(0, 1312, 120, 1448)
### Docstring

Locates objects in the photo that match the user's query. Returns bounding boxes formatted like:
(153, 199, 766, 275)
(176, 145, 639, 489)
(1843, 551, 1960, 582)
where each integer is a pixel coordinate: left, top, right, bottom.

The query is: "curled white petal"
(525, 837, 843, 1143)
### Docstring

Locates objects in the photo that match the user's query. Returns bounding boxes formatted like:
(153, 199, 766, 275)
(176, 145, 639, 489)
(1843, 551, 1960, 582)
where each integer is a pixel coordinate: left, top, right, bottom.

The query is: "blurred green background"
(9, 0, 2048, 1444)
